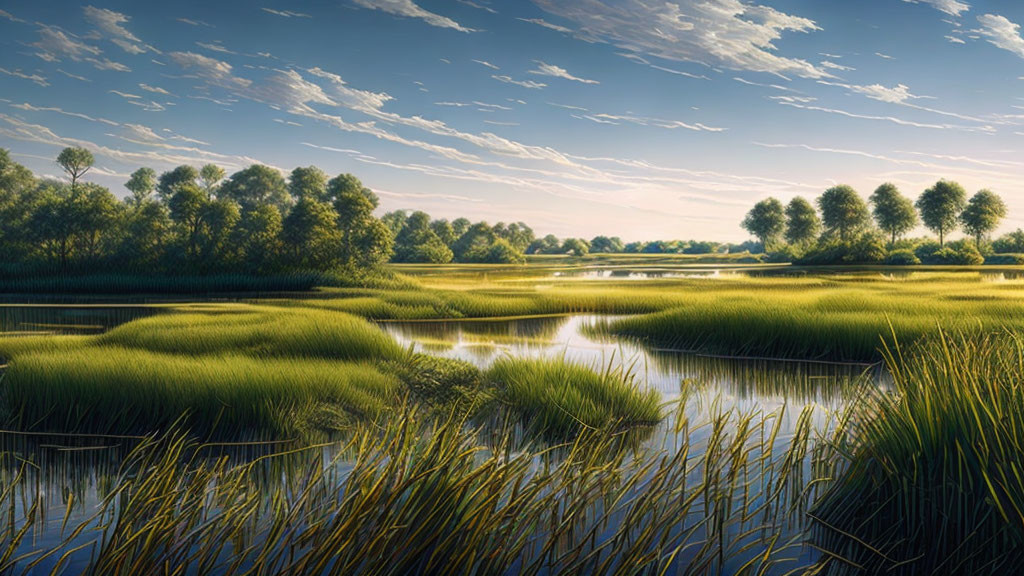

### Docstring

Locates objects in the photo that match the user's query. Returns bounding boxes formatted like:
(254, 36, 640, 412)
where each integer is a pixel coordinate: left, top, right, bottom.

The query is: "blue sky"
(2, 0, 1024, 241)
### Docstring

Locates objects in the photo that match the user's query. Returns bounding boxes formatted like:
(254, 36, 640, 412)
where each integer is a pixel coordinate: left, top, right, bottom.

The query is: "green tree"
(452, 222, 496, 262)
(157, 165, 199, 200)
(122, 199, 171, 269)
(281, 196, 340, 270)
(72, 183, 120, 261)
(199, 164, 226, 194)
(381, 211, 408, 237)
(235, 204, 282, 272)
(125, 167, 157, 206)
(961, 189, 1007, 248)
(393, 211, 453, 263)
(486, 238, 525, 264)
(527, 234, 561, 255)
(220, 165, 290, 213)
(56, 147, 94, 193)
(329, 174, 389, 268)
(451, 218, 471, 238)
(561, 238, 590, 257)
(742, 197, 786, 249)
(784, 196, 820, 246)
(916, 180, 967, 246)
(818, 185, 869, 242)
(168, 183, 210, 261)
(430, 218, 457, 247)
(590, 236, 625, 253)
(869, 183, 918, 246)
(198, 198, 240, 268)
(288, 166, 328, 201)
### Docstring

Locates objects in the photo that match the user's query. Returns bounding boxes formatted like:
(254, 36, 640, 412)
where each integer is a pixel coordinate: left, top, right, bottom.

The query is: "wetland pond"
(0, 306, 882, 574)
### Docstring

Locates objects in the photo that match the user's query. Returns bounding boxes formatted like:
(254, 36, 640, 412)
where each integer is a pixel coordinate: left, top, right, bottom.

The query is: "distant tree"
(430, 218, 457, 247)
(281, 196, 339, 269)
(452, 222, 496, 262)
(684, 240, 719, 255)
(451, 217, 471, 238)
(71, 183, 120, 261)
(125, 167, 157, 206)
(56, 147, 94, 194)
(393, 211, 453, 263)
(235, 204, 282, 272)
(527, 234, 561, 254)
(121, 199, 171, 269)
(784, 196, 820, 246)
(742, 197, 785, 250)
(168, 183, 210, 260)
(498, 222, 535, 252)
(288, 166, 328, 201)
(198, 198, 240, 267)
(590, 235, 625, 253)
(916, 180, 967, 246)
(961, 189, 1007, 248)
(349, 219, 394, 269)
(993, 229, 1024, 253)
(624, 241, 646, 253)
(381, 211, 408, 237)
(328, 174, 390, 268)
(199, 164, 226, 194)
(561, 238, 590, 257)
(818, 185, 869, 242)
(869, 183, 918, 246)
(157, 165, 199, 200)
(486, 238, 526, 264)
(642, 240, 673, 254)
(29, 185, 78, 269)
(220, 165, 289, 213)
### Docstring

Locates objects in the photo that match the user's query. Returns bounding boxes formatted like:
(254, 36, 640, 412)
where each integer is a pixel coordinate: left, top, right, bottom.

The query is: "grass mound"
(486, 357, 662, 439)
(811, 331, 1024, 573)
(1, 347, 399, 437)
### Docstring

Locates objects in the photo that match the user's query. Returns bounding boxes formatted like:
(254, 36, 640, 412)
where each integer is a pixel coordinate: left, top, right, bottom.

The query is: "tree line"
(0, 147, 535, 276)
(741, 181, 1015, 265)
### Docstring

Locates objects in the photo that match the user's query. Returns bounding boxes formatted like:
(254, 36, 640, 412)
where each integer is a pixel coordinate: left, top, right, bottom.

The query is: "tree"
(71, 183, 120, 261)
(393, 211, 453, 263)
(220, 165, 290, 212)
(993, 229, 1024, 254)
(281, 196, 340, 270)
(56, 147, 94, 193)
(961, 189, 1007, 248)
(818, 185, 869, 242)
(125, 167, 157, 206)
(591, 236, 625, 253)
(561, 238, 590, 257)
(916, 180, 967, 246)
(784, 196, 820, 246)
(199, 164, 226, 194)
(235, 204, 282, 272)
(430, 218, 457, 247)
(451, 218, 471, 238)
(288, 166, 328, 201)
(198, 198, 241, 268)
(328, 174, 388, 268)
(452, 222, 496, 262)
(869, 183, 917, 246)
(527, 234, 561, 255)
(168, 183, 209, 260)
(157, 165, 199, 200)
(381, 211, 408, 237)
(486, 238, 525, 264)
(742, 198, 785, 250)
(122, 199, 171, 269)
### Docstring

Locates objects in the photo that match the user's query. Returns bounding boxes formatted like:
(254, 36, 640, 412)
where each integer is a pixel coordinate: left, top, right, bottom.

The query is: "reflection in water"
(0, 305, 162, 335)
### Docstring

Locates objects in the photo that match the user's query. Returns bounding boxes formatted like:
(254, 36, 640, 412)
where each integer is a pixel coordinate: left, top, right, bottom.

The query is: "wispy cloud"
(83, 6, 152, 54)
(492, 75, 547, 89)
(902, 0, 970, 17)
(472, 59, 500, 70)
(975, 14, 1024, 58)
(517, 17, 571, 34)
(351, 0, 474, 32)
(528, 61, 599, 84)
(261, 8, 312, 18)
(0, 67, 49, 87)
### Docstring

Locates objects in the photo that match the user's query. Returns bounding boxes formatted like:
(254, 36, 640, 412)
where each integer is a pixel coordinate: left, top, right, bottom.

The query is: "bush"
(919, 240, 983, 265)
(984, 253, 1024, 265)
(765, 244, 799, 263)
(884, 249, 920, 266)
(913, 239, 942, 261)
(993, 229, 1024, 253)
(796, 233, 886, 265)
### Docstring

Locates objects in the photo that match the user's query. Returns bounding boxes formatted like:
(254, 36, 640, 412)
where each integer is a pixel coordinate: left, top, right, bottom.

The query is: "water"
(0, 305, 162, 335)
(0, 311, 876, 574)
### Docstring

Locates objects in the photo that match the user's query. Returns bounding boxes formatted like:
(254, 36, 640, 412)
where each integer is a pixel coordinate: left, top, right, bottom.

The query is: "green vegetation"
(486, 357, 662, 438)
(812, 331, 1024, 573)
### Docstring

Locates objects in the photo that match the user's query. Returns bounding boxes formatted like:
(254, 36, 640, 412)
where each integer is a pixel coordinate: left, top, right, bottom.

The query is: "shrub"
(984, 253, 1024, 265)
(884, 249, 920, 266)
(919, 240, 983, 265)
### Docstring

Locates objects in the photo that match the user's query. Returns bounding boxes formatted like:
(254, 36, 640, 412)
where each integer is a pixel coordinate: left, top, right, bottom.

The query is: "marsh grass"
(810, 330, 1024, 574)
(486, 356, 663, 440)
(0, 400, 844, 576)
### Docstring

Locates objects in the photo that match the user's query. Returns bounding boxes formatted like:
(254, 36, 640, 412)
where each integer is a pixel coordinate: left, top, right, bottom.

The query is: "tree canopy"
(916, 180, 967, 246)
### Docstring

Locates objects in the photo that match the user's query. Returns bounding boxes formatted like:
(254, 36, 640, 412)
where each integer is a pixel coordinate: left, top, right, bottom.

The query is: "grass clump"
(486, 357, 662, 439)
(1, 347, 399, 437)
(811, 331, 1024, 574)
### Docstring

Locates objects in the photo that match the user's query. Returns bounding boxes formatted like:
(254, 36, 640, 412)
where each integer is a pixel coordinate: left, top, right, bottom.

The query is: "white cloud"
(528, 61, 599, 84)
(821, 60, 855, 71)
(32, 25, 101, 62)
(0, 9, 25, 23)
(86, 57, 131, 72)
(57, 68, 90, 82)
(261, 8, 312, 18)
(123, 123, 164, 141)
(902, 0, 970, 17)
(575, 112, 725, 131)
(975, 14, 1024, 58)
(472, 59, 500, 70)
(492, 75, 547, 89)
(83, 6, 149, 54)
(534, 0, 828, 79)
(946, 34, 966, 44)
(169, 52, 253, 90)
(517, 17, 572, 33)
(0, 67, 49, 87)
(139, 83, 174, 96)
(823, 81, 930, 104)
(351, 0, 474, 32)
(10, 102, 118, 125)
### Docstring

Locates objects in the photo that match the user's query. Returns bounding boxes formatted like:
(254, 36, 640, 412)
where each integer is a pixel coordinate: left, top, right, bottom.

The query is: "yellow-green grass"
(2, 347, 399, 437)
(811, 331, 1024, 574)
(305, 270, 1024, 361)
(486, 357, 662, 439)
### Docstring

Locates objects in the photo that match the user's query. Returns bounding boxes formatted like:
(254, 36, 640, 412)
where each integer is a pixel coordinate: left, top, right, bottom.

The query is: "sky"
(2, 0, 1024, 242)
